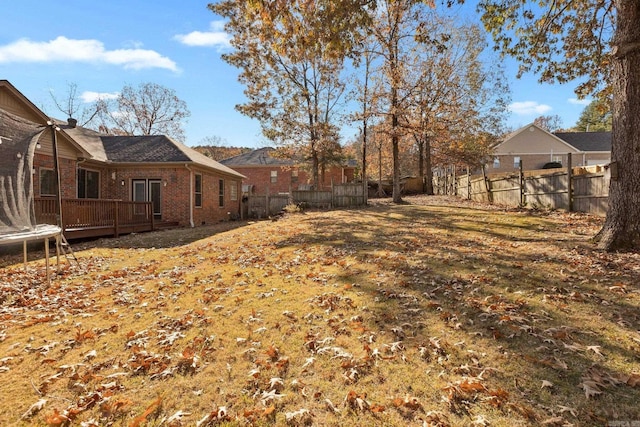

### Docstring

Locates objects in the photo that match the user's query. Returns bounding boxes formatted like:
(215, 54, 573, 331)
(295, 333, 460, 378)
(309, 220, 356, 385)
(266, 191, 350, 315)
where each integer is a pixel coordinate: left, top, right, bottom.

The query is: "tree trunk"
(390, 82, 402, 202)
(595, 1, 640, 251)
(377, 145, 385, 197)
(392, 120, 402, 203)
(362, 125, 368, 204)
(390, 27, 402, 204)
(425, 135, 434, 195)
(311, 147, 320, 190)
(417, 139, 425, 193)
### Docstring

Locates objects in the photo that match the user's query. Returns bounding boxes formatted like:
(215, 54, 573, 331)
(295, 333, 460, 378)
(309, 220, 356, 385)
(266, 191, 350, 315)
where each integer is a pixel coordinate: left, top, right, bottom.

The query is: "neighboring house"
(220, 147, 357, 195)
(1, 80, 244, 238)
(490, 123, 611, 173)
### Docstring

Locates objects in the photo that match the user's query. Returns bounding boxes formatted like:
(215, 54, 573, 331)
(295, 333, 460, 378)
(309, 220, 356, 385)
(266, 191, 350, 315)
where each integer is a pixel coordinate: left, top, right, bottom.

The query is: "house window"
(513, 156, 521, 168)
(230, 182, 238, 201)
(493, 158, 500, 169)
(40, 168, 56, 196)
(270, 170, 278, 183)
(552, 156, 562, 164)
(77, 168, 100, 199)
(219, 179, 225, 207)
(194, 174, 202, 208)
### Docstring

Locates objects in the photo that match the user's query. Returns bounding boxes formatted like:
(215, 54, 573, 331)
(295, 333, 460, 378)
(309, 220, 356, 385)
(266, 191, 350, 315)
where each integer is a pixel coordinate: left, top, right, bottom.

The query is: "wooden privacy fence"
(436, 159, 610, 216)
(246, 183, 366, 218)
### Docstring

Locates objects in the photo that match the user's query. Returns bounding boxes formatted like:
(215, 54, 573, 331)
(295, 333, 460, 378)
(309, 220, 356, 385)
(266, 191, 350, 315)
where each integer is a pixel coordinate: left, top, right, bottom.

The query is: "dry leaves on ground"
(1, 195, 639, 427)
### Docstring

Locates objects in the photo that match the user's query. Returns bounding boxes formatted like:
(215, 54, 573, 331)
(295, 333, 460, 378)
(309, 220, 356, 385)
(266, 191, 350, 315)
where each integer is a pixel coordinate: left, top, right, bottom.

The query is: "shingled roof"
(220, 147, 295, 166)
(553, 131, 611, 152)
(101, 135, 190, 162)
(59, 125, 244, 178)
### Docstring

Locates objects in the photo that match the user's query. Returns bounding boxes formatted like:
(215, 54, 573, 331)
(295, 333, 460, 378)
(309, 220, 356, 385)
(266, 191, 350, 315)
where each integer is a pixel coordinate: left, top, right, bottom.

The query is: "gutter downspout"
(185, 164, 195, 228)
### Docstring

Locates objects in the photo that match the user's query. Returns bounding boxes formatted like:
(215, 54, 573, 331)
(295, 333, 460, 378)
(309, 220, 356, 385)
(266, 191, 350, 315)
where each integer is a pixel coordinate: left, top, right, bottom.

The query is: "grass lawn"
(1, 195, 639, 426)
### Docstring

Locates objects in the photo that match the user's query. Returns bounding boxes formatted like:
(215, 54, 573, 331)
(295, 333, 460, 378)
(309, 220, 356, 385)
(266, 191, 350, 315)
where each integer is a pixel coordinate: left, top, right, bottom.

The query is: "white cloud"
(0, 36, 178, 72)
(174, 21, 231, 49)
(80, 91, 119, 103)
(568, 97, 591, 106)
(509, 101, 552, 115)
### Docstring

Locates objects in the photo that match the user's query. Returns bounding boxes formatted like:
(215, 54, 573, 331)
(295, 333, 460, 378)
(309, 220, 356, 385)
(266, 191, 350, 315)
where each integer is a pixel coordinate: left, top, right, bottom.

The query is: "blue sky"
(1, 1, 591, 148)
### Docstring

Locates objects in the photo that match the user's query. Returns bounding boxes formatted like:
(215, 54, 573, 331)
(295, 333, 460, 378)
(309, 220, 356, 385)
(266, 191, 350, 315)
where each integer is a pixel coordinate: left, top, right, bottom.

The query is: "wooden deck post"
(114, 200, 120, 238)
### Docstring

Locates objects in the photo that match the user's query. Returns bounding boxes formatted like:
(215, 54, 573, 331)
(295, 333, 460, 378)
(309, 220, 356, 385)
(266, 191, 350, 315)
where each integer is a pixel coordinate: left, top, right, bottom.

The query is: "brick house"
(1, 79, 244, 238)
(220, 147, 356, 195)
(490, 123, 611, 173)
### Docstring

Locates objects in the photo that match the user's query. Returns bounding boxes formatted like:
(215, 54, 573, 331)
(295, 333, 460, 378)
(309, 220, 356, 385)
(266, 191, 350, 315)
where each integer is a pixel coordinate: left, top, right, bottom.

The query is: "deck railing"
(35, 198, 154, 239)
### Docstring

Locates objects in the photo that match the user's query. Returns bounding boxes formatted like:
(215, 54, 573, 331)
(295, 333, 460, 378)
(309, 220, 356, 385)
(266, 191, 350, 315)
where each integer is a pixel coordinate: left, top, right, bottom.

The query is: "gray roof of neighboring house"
(220, 147, 294, 166)
(220, 146, 358, 168)
(552, 131, 611, 152)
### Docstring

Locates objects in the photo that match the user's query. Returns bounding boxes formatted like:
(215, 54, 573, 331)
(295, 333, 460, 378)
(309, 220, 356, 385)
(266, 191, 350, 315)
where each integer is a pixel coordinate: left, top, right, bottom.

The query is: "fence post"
(331, 177, 335, 209)
(519, 160, 524, 207)
(363, 177, 368, 206)
(452, 165, 457, 196)
(567, 152, 573, 212)
(288, 183, 293, 207)
(266, 183, 270, 217)
(446, 170, 451, 195)
(482, 165, 493, 203)
(467, 168, 471, 200)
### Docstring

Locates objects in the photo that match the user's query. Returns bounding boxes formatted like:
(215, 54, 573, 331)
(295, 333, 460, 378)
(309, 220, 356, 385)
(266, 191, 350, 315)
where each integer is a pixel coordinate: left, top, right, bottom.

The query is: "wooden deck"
(35, 198, 154, 240)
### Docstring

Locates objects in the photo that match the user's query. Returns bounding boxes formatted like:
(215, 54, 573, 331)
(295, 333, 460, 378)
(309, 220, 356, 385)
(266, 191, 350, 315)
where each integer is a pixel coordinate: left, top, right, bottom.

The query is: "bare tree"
(49, 82, 101, 127)
(193, 136, 252, 161)
(96, 82, 190, 143)
(533, 115, 564, 132)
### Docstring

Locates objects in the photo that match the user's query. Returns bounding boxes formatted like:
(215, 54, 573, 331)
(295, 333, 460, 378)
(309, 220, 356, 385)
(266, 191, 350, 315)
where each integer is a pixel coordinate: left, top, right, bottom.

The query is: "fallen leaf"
(129, 396, 162, 427)
(21, 398, 47, 419)
(620, 373, 640, 387)
(557, 405, 577, 417)
(580, 380, 602, 399)
(163, 410, 191, 426)
(586, 345, 604, 358)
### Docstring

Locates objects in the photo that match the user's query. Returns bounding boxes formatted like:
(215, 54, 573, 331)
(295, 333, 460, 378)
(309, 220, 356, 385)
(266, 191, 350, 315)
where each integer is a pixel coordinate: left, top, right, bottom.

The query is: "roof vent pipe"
(67, 118, 77, 128)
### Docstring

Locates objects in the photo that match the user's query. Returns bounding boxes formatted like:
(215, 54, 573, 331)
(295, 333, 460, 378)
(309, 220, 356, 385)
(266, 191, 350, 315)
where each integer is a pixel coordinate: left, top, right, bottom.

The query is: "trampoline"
(0, 109, 62, 284)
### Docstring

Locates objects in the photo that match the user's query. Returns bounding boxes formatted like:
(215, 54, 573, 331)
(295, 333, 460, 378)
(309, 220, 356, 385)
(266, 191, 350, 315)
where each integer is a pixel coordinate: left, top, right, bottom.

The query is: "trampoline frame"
(0, 224, 62, 284)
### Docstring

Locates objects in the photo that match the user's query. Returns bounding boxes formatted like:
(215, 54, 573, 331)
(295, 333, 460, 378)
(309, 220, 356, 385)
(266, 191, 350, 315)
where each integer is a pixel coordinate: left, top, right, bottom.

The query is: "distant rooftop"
(554, 131, 611, 152)
(220, 147, 295, 166)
